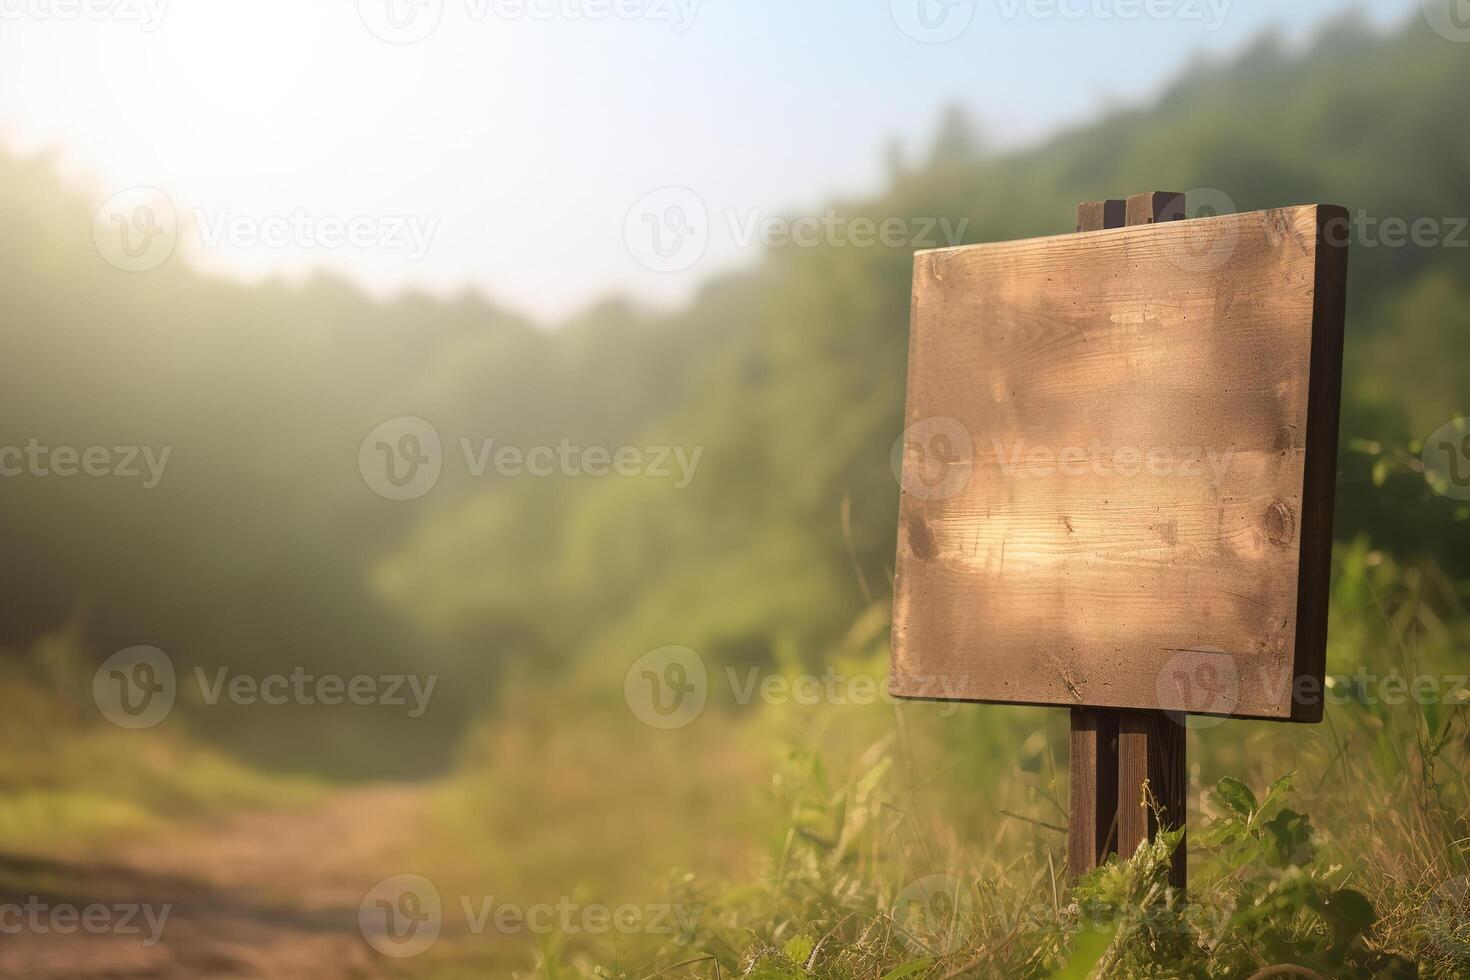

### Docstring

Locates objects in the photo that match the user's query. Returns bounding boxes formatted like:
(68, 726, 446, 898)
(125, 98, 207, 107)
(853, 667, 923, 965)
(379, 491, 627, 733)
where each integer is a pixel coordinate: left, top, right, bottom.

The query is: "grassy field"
(2, 538, 1466, 978)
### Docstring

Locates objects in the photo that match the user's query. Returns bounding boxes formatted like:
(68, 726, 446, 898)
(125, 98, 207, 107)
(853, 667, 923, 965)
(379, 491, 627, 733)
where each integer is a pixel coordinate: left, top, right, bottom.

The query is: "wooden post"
(1117, 710, 1187, 887)
(1118, 191, 1188, 890)
(1068, 192, 1188, 889)
(1066, 198, 1125, 880)
(1068, 707, 1119, 874)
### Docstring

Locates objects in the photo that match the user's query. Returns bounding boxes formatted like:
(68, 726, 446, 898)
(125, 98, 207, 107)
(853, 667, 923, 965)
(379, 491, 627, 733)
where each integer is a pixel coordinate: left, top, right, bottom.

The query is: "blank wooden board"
(891, 205, 1348, 722)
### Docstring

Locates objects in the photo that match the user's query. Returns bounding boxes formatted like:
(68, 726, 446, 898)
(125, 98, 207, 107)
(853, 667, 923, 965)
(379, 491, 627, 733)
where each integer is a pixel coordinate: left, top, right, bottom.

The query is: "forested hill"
(2, 9, 1465, 773)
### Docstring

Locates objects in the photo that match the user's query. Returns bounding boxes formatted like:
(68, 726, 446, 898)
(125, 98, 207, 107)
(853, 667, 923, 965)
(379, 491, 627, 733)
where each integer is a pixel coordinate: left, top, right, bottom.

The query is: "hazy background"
(2, 1, 1469, 976)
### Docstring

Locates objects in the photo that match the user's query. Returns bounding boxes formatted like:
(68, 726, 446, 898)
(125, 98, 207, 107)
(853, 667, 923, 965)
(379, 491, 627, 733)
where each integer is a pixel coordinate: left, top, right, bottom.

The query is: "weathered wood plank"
(892, 204, 1349, 721)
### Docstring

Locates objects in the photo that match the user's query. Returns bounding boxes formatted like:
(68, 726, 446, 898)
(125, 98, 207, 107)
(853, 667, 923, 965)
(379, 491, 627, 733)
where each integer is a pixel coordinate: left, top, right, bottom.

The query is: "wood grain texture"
(1075, 200, 1124, 234)
(1069, 707, 1119, 875)
(1125, 191, 1185, 226)
(1117, 710, 1187, 887)
(891, 205, 1349, 721)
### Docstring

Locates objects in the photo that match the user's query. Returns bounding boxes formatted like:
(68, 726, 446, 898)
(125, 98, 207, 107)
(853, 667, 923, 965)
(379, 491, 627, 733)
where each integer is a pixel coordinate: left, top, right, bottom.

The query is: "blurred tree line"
(1, 12, 1465, 775)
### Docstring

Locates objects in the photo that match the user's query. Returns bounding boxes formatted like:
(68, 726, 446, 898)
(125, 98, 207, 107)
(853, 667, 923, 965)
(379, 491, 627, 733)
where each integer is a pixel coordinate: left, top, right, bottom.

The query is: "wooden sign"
(889, 192, 1349, 884)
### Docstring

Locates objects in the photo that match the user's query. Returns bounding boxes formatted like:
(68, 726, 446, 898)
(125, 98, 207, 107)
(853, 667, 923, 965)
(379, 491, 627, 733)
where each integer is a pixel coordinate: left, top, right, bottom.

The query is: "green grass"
(2, 537, 1466, 979)
(473, 539, 1470, 979)
(0, 625, 323, 856)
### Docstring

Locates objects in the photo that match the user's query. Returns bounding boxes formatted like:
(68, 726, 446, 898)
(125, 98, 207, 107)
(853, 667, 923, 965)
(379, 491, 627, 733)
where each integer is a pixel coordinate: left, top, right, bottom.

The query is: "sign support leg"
(1067, 193, 1189, 890)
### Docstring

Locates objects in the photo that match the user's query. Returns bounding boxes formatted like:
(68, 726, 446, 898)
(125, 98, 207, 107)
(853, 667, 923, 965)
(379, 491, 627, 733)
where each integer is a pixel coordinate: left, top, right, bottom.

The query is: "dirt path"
(0, 785, 427, 979)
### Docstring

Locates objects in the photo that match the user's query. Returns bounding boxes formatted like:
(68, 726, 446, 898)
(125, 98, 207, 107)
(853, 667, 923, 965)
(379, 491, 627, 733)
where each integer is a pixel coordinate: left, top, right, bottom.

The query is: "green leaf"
(1258, 772, 1294, 812)
(879, 959, 934, 980)
(1051, 924, 1115, 979)
(782, 934, 815, 967)
(748, 957, 805, 980)
(1262, 808, 1316, 867)
(1214, 776, 1257, 819)
(1372, 458, 1390, 487)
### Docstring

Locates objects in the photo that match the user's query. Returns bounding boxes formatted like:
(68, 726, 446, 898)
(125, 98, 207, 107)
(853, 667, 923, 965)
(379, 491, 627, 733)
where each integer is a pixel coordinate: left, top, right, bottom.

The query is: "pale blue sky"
(0, 0, 1420, 320)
